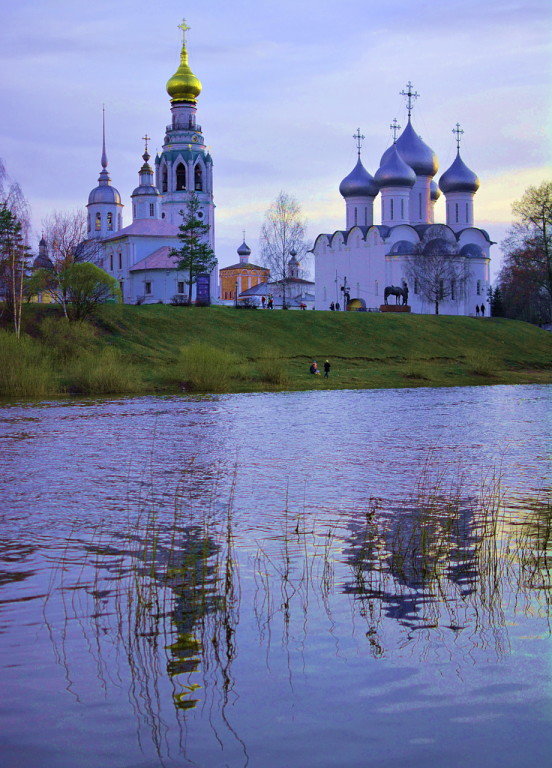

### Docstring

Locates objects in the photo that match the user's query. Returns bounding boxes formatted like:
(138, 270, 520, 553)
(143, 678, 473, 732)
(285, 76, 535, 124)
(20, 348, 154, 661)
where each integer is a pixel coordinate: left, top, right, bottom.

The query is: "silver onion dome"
(430, 180, 440, 201)
(339, 158, 378, 198)
(237, 240, 251, 256)
(131, 184, 160, 197)
(88, 183, 122, 205)
(439, 152, 480, 194)
(374, 144, 416, 188)
(394, 120, 438, 177)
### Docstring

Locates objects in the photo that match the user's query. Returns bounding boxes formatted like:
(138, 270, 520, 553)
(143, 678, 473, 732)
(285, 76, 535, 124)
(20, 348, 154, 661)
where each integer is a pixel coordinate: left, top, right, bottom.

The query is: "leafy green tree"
(170, 193, 216, 305)
(55, 262, 120, 321)
(0, 206, 30, 337)
(499, 181, 552, 322)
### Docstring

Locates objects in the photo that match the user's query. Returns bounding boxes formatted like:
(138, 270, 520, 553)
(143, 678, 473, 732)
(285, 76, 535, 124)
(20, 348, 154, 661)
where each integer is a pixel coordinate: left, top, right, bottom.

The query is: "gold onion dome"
(166, 23, 202, 103)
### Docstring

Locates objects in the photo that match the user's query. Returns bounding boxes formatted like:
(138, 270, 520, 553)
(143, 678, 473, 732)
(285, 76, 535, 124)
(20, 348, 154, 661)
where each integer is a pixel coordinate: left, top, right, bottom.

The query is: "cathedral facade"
(85, 22, 217, 305)
(313, 89, 492, 315)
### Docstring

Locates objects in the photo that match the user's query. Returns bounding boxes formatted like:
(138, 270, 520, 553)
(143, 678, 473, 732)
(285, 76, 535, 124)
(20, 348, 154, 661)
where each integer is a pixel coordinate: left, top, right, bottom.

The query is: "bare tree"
(405, 239, 470, 315)
(259, 191, 309, 308)
(41, 209, 102, 317)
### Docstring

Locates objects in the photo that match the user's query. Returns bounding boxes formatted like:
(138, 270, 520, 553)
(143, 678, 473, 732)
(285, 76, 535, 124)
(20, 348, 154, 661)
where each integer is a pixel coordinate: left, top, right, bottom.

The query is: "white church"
(85, 21, 217, 305)
(313, 85, 492, 314)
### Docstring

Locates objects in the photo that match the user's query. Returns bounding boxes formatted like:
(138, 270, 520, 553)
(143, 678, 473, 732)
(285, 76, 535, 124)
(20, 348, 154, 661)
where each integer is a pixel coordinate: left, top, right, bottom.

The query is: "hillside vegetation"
(1, 304, 551, 397)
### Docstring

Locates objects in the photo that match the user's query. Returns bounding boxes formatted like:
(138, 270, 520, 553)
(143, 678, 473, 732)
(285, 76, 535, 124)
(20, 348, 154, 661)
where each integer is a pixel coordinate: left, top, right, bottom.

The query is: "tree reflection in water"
(42, 467, 551, 764)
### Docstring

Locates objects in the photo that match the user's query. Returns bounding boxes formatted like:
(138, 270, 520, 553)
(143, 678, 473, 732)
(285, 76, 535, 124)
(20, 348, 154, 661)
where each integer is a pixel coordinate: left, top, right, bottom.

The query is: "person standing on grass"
(481, 303, 485, 316)
(324, 360, 331, 377)
(261, 295, 266, 308)
(475, 305, 480, 316)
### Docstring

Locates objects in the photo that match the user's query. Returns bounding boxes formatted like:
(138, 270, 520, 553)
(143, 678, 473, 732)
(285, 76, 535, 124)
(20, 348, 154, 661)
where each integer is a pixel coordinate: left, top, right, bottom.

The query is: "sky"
(1, 0, 550, 276)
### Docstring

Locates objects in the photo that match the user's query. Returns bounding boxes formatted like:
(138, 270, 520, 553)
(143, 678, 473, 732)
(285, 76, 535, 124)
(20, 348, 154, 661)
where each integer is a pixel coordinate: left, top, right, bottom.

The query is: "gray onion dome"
(374, 144, 416, 188)
(394, 120, 438, 177)
(439, 152, 480, 194)
(430, 180, 440, 201)
(131, 184, 160, 197)
(237, 240, 251, 256)
(339, 158, 378, 198)
(88, 184, 122, 205)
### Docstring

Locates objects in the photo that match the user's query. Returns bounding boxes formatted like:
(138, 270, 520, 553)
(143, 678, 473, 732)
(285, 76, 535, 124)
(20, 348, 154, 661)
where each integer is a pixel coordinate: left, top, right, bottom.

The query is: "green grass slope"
(2, 304, 551, 397)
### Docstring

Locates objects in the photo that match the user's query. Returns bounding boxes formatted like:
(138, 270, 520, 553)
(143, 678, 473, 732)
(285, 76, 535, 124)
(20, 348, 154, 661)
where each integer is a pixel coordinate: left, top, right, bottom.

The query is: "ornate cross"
(400, 81, 419, 118)
(390, 118, 401, 142)
(353, 127, 365, 157)
(452, 122, 464, 151)
(242, 229, 246, 241)
(142, 134, 151, 153)
(178, 19, 191, 43)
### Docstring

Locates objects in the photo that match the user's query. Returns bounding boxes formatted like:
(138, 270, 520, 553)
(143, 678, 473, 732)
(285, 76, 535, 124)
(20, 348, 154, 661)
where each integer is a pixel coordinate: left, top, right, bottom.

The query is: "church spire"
(98, 106, 111, 186)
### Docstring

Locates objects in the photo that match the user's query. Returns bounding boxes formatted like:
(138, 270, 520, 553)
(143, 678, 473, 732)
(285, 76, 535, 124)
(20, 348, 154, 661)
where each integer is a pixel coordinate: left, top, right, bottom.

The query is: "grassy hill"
(1, 304, 551, 397)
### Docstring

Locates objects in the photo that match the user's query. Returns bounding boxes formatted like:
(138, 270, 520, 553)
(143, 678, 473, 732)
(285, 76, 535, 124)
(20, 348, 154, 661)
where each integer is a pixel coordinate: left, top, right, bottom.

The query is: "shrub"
(175, 343, 239, 392)
(257, 359, 290, 387)
(0, 330, 57, 397)
(65, 347, 144, 394)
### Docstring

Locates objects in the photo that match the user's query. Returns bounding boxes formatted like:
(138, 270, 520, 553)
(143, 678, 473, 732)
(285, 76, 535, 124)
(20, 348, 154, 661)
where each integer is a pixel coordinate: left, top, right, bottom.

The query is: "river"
(0, 384, 550, 767)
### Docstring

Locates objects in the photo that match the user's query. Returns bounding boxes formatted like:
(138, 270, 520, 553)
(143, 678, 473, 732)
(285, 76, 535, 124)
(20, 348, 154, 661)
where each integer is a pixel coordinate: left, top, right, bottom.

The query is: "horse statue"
(384, 284, 409, 306)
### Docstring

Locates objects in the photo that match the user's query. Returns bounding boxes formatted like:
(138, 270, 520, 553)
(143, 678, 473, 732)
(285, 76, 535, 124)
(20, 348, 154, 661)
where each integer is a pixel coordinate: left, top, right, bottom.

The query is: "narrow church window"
(145, 281, 152, 294)
(95, 212, 101, 231)
(161, 212, 166, 218)
(390, 199, 394, 220)
(176, 163, 187, 191)
(194, 164, 203, 191)
(477, 280, 481, 295)
(133, 204, 136, 218)
(451, 279, 455, 300)
(107, 212, 113, 231)
(455, 203, 459, 223)
(109, 254, 113, 271)
(465, 202, 469, 221)
(401, 199, 404, 219)
(119, 281, 124, 295)
(149, 203, 154, 217)
(118, 253, 122, 270)
(414, 279, 419, 294)
(354, 207, 357, 225)
(178, 281, 184, 294)
(364, 207, 368, 226)
(162, 166, 168, 192)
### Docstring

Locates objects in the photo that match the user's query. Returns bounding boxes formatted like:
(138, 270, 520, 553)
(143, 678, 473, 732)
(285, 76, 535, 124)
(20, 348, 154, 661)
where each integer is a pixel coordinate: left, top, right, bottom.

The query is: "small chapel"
(84, 21, 218, 305)
(313, 84, 492, 315)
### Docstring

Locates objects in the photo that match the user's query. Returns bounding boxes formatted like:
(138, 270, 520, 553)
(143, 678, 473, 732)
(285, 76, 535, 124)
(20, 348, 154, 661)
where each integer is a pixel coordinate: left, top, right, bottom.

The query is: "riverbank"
(1, 304, 551, 397)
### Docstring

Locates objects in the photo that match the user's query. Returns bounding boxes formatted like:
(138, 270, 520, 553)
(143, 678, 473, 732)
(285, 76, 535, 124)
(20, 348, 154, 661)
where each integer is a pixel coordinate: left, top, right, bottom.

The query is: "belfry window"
(455, 203, 459, 223)
(149, 203, 154, 217)
(107, 211, 113, 230)
(95, 212, 101, 231)
(162, 166, 168, 193)
(176, 163, 187, 191)
(194, 164, 203, 191)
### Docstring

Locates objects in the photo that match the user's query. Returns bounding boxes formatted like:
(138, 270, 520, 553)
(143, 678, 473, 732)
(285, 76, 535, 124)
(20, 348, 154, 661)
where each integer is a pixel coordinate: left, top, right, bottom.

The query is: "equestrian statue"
(384, 284, 409, 306)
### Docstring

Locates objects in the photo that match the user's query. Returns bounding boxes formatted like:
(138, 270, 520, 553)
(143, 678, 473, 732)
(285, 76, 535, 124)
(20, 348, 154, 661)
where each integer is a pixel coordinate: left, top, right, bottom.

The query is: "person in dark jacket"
(324, 360, 331, 377)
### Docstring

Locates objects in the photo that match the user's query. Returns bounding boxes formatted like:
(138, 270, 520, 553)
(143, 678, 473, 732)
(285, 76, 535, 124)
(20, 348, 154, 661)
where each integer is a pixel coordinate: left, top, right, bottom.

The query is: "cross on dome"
(400, 81, 419, 119)
(178, 19, 191, 44)
(353, 128, 365, 157)
(453, 122, 464, 151)
(142, 134, 150, 153)
(390, 118, 401, 143)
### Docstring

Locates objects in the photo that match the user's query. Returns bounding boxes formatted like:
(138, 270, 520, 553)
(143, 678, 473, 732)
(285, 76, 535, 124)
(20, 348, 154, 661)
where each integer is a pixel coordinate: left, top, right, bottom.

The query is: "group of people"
(260, 295, 274, 309)
(310, 360, 331, 377)
(475, 304, 486, 317)
(329, 302, 341, 311)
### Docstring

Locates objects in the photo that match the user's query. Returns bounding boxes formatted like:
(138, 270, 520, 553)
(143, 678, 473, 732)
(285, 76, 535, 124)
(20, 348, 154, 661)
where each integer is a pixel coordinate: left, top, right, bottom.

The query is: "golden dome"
(166, 25, 202, 104)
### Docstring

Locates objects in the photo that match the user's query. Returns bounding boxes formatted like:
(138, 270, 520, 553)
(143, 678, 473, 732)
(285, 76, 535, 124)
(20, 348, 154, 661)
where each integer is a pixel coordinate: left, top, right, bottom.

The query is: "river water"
(0, 385, 550, 767)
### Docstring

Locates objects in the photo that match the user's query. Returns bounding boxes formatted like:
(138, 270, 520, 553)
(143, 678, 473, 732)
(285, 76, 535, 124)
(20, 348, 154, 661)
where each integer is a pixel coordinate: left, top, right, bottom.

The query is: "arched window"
(95, 212, 101, 231)
(118, 253, 122, 270)
(194, 164, 203, 191)
(149, 203, 154, 217)
(390, 199, 394, 220)
(162, 166, 168, 193)
(176, 163, 186, 191)
(455, 203, 459, 223)
(107, 211, 113, 230)
(465, 202, 469, 221)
